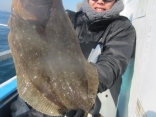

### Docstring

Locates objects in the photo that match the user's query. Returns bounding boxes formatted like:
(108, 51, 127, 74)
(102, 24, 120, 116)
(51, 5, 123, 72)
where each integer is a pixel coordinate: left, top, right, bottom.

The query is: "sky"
(0, 0, 83, 12)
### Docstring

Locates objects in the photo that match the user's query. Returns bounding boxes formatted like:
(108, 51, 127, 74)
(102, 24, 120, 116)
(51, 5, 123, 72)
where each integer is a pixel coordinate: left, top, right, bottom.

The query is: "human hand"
(65, 96, 101, 117)
(65, 108, 84, 117)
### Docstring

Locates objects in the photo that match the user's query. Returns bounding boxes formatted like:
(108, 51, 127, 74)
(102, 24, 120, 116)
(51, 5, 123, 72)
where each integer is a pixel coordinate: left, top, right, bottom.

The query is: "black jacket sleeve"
(66, 9, 76, 27)
(94, 18, 136, 93)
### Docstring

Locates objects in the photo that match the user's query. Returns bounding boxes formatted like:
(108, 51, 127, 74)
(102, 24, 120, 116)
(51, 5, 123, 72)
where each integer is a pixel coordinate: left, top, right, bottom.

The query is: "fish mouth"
(12, 0, 37, 21)
(26, 0, 53, 5)
(12, 0, 52, 22)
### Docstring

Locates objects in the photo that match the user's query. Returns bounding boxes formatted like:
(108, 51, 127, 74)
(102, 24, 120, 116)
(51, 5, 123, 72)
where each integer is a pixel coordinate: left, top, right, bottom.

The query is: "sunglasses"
(91, 0, 115, 2)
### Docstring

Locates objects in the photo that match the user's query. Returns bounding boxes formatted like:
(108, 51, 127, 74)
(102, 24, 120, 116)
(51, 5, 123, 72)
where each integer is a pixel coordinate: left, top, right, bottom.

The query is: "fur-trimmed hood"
(81, 0, 124, 21)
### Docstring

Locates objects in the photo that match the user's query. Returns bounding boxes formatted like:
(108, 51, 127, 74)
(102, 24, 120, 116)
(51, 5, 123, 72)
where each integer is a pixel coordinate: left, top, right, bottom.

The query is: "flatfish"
(8, 0, 99, 116)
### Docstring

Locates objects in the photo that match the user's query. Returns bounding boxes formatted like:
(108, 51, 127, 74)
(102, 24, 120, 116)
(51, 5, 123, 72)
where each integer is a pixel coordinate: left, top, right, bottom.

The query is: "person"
(66, 0, 136, 116)
(11, 0, 136, 117)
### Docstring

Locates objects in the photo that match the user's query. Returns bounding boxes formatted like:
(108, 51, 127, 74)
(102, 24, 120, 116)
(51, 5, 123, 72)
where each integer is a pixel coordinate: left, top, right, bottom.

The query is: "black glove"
(66, 96, 101, 117)
(66, 108, 84, 117)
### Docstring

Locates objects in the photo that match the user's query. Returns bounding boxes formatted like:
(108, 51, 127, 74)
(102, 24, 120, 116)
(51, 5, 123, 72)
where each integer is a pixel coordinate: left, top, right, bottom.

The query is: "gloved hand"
(65, 108, 85, 117)
(66, 96, 101, 117)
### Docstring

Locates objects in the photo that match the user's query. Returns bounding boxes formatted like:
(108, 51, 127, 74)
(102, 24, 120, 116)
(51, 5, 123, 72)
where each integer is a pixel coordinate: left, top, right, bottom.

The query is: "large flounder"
(8, 0, 99, 116)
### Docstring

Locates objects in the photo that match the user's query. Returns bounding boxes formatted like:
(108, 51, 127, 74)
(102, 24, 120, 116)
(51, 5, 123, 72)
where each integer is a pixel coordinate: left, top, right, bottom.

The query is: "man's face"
(88, 0, 116, 12)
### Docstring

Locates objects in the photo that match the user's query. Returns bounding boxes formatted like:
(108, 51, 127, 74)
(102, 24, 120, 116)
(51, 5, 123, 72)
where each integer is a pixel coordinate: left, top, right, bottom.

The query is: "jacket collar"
(76, 12, 117, 32)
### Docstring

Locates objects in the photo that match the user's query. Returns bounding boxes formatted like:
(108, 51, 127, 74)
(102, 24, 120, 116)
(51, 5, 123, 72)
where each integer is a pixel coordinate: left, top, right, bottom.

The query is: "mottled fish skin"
(8, 0, 99, 116)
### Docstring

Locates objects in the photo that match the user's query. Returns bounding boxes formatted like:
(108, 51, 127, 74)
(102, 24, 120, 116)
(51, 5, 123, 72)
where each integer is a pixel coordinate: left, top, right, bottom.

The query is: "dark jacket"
(67, 10, 136, 106)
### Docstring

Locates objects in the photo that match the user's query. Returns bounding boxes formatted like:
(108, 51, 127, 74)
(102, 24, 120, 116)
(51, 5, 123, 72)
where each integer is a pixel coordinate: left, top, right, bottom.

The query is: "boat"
(0, 50, 17, 117)
(1, 0, 156, 116)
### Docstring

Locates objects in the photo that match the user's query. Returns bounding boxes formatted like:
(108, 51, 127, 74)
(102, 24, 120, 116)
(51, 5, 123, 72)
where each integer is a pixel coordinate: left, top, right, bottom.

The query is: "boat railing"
(0, 50, 17, 109)
(0, 50, 12, 62)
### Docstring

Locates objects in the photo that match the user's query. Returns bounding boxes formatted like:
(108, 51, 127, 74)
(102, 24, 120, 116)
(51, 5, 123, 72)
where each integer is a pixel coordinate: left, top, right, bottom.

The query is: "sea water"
(0, 10, 16, 84)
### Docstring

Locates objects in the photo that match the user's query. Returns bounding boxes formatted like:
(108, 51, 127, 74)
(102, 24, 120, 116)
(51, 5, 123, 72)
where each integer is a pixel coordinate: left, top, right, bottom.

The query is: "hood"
(81, 0, 124, 21)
